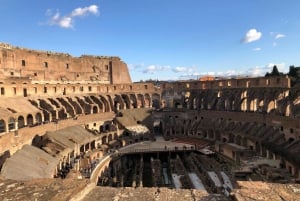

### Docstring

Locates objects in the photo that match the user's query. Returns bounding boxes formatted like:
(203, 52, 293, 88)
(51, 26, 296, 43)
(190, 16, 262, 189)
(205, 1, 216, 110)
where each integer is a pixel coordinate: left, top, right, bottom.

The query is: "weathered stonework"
(0, 43, 300, 200)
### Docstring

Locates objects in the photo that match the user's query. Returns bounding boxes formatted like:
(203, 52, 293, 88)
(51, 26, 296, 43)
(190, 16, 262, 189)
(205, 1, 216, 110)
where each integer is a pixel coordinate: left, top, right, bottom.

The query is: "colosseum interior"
(0, 43, 299, 200)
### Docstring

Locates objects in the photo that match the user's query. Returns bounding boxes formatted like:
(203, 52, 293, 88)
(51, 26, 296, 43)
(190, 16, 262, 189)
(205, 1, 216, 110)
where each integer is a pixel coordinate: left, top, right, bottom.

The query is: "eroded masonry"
(0, 43, 299, 201)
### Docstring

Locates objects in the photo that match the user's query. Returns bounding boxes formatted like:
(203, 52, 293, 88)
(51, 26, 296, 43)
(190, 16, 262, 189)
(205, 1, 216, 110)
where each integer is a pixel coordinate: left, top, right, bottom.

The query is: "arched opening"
(100, 125, 104, 133)
(0, 119, 6, 133)
(267, 100, 276, 113)
(102, 136, 107, 144)
(137, 94, 144, 108)
(121, 94, 131, 109)
(129, 94, 138, 108)
(144, 94, 151, 108)
(27, 114, 34, 126)
(250, 98, 258, 112)
(35, 113, 42, 124)
(285, 104, 291, 117)
(241, 98, 247, 112)
(108, 134, 113, 142)
(8, 117, 16, 131)
(105, 123, 110, 131)
(93, 106, 98, 114)
(152, 93, 160, 109)
(17, 116, 25, 129)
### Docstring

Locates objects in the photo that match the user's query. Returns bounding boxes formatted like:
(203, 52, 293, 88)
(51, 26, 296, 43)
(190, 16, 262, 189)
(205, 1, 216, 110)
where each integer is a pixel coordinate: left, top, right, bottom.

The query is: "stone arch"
(129, 94, 138, 108)
(27, 114, 34, 126)
(0, 119, 6, 133)
(192, 97, 197, 109)
(241, 98, 247, 112)
(267, 100, 276, 113)
(100, 95, 110, 112)
(8, 117, 16, 131)
(144, 93, 151, 108)
(106, 95, 114, 112)
(92, 106, 98, 114)
(137, 94, 144, 108)
(35, 113, 43, 124)
(249, 98, 258, 112)
(90, 95, 104, 112)
(99, 125, 104, 133)
(285, 103, 291, 117)
(224, 98, 231, 111)
(108, 134, 113, 142)
(152, 93, 160, 109)
(102, 136, 107, 144)
(114, 95, 125, 111)
(121, 94, 131, 109)
(17, 115, 25, 129)
(258, 99, 264, 112)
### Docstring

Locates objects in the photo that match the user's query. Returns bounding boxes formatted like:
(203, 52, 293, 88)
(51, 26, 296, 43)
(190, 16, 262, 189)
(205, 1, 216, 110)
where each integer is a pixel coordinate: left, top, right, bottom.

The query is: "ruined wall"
(0, 43, 131, 84)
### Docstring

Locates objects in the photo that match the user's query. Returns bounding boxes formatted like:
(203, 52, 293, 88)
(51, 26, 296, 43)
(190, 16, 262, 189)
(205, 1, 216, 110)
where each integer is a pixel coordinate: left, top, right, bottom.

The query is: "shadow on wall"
(0, 150, 10, 170)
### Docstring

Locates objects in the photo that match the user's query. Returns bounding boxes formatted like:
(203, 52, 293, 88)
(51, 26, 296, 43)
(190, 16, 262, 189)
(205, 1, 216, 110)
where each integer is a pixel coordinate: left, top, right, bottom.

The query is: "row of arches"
(174, 88, 300, 117)
(0, 113, 42, 133)
(0, 93, 161, 134)
(161, 112, 299, 175)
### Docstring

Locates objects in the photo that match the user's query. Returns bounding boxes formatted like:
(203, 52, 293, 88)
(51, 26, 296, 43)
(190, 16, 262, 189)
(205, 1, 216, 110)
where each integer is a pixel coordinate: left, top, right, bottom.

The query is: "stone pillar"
(15, 121, 18, 130)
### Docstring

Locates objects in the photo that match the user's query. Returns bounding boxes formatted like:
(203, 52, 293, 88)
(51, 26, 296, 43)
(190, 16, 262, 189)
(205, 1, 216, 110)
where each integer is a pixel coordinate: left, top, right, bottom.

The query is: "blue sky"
(1, 0, 300, 81)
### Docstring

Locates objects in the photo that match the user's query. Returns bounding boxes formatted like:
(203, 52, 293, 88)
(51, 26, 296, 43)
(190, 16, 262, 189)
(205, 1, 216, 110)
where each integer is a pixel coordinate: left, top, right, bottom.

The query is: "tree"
(265, 65, 281, 77)
(271, 65, 280, 76)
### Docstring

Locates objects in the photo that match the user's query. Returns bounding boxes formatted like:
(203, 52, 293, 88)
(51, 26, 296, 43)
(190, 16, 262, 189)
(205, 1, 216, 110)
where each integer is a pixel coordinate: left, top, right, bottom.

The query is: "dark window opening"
(21, 60, 26, 66)
(0, 87, 5, 95)
(44, 62, 48, 68)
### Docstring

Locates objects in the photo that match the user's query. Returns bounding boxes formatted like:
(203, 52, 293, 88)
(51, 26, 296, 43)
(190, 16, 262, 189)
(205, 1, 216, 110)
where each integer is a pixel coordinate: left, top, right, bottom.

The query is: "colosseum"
(0, 43, 299, 200)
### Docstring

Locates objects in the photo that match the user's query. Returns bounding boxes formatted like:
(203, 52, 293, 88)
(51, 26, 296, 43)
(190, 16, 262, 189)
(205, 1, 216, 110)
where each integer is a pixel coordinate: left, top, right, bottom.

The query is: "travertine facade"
(0, 43, 131, 84)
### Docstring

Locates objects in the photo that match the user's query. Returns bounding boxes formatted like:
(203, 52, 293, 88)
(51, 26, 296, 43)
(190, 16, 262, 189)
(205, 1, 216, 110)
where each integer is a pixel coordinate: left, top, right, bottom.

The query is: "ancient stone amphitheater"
(0, 43, 299, 200)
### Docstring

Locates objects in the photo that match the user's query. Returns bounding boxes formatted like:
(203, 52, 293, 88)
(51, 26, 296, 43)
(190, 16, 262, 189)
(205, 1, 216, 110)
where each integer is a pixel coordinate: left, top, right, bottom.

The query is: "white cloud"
(242, 29, 262, 43)
(128, 63, 144, 70)
(266, 62, 286, 72)
(71, 5, 99, 17)
(172, 66, 195, 73)
(252, 47, 261, 51)
(275, 33, 286, 39)
(46, 5, 99, 29)
(198, 63, 286, 79)
(142, 65, 170, 74)
(173, 66, 187, 73)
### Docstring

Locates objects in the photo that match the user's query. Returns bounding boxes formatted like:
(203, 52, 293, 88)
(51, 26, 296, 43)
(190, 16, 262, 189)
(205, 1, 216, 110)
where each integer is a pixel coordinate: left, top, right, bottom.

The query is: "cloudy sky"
(1, 0, 300, 81)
